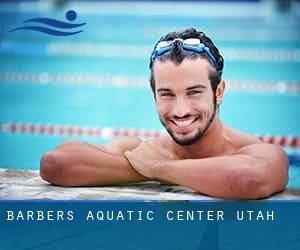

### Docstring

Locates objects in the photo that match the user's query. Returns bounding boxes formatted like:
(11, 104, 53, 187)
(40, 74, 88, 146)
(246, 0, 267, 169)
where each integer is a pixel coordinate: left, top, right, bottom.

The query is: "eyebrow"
(157, 88, 172, 92)
(186, 84, 207, 91)
(156, 84, 207, 93)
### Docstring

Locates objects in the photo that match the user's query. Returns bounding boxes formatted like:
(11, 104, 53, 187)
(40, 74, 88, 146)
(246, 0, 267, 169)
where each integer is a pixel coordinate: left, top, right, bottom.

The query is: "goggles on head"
(150, 38, 221, 70)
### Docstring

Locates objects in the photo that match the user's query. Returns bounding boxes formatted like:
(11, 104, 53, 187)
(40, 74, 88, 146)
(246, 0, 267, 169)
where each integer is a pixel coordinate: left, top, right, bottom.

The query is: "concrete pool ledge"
(1, 168, 300, 200)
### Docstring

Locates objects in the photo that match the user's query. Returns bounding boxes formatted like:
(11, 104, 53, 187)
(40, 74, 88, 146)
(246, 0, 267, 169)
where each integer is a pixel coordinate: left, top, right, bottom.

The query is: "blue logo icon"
(9, 10, 85, 36)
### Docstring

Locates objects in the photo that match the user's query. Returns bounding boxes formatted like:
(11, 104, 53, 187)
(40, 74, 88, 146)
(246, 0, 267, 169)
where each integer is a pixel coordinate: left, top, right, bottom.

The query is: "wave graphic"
(9, 10, 85, 36)
(23, 18, 85, 29)
(9, 26, 83, 36)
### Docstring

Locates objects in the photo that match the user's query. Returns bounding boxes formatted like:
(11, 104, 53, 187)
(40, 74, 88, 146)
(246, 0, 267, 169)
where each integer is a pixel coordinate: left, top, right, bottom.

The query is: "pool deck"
(1, 168, 300, 200)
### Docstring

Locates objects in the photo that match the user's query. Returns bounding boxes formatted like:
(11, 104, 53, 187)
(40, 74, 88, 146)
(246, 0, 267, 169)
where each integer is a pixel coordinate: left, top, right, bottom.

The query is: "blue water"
(0, 2, 299, 188)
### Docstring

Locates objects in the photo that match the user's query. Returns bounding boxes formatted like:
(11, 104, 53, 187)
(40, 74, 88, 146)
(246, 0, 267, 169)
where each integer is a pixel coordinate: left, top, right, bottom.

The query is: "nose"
(172, 96, 192, 118)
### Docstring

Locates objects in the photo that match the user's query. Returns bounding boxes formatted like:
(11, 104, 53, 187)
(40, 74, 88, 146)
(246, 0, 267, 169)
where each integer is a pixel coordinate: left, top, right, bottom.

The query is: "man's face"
(153, 58, 216, 146)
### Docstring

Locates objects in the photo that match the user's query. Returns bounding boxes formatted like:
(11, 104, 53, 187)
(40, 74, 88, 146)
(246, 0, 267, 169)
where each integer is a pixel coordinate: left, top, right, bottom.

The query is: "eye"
(188, 90, 201, 96)
(160, 92, 174, 97)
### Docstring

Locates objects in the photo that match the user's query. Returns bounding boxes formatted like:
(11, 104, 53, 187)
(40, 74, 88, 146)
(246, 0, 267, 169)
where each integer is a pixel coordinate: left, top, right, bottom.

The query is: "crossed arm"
(125, 141, 288, 199)
(40, 138, 288, 199)
(40, 137, 147, 186)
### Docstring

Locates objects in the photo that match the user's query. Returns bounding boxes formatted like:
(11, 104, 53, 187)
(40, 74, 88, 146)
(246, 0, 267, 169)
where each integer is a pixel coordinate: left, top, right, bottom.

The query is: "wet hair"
(149, 28, 224, 98)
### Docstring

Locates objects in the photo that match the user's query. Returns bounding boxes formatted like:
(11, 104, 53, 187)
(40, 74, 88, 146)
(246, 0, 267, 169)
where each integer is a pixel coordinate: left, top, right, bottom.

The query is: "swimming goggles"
(150, 38, 221, 70)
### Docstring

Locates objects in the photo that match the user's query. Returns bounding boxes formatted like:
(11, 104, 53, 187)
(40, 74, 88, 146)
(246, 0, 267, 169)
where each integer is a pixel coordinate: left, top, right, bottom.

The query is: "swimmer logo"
(9, 10, 85, 36)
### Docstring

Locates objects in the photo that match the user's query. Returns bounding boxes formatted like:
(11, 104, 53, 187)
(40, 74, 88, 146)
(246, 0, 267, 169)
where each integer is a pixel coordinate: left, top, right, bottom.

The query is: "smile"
(170, 117, 199, 128)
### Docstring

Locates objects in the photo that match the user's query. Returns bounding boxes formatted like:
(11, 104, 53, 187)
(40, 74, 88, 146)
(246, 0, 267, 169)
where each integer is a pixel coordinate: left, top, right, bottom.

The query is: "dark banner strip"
(0, 201, 299, 250)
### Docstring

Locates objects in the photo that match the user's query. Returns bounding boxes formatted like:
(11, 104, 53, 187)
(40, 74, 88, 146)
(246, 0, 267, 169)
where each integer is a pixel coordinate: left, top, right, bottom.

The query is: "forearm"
(155, 155, 278, 199)
(60, 152, 148, 187)
(40, 143, 148, 186)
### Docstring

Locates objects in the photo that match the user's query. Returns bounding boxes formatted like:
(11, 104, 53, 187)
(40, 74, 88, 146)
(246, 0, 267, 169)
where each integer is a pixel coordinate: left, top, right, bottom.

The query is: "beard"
(159, 102, 217, 146)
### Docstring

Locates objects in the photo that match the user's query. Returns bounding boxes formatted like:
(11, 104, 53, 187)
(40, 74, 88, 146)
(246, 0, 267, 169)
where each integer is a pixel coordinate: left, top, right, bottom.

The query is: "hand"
(124, 140, 177, 179)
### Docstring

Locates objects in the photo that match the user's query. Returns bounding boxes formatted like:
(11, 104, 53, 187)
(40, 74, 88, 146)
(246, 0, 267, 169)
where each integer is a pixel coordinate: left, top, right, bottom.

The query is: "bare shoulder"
(226, 126, 288, 165)
(225, 126, 262, 148)
(237, 143, 288, 164)
(102, 137, 142, 155)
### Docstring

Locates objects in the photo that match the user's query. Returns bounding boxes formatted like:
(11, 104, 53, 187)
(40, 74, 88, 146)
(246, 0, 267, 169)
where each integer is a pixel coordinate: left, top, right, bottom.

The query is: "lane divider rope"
(0, 122, 299, 148)
(1, 72, 299, 94)
(1, 41, 300, 61)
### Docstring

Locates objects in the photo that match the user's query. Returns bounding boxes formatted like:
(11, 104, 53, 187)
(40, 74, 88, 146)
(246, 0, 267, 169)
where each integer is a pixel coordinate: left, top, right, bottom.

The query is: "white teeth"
(173, 118, 195, 127)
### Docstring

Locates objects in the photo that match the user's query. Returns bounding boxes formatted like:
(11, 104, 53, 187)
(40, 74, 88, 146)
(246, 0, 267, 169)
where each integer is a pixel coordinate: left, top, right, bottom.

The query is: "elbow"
(227, 176, 270, 200)
(243, 165, 288, 200)
(40, 151, 73, 186)
(231, 164, 287, 200)
(224, 175, 266, 200)
(239, 177, 270, 200)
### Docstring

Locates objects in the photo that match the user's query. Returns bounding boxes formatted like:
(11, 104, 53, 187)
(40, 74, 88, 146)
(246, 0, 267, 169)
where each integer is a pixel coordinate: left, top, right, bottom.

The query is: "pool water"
(0, 1, 299, 188)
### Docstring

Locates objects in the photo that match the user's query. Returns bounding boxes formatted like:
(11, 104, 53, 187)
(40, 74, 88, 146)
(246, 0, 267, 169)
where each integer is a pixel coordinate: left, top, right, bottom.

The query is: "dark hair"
(149, 28, 224, 96)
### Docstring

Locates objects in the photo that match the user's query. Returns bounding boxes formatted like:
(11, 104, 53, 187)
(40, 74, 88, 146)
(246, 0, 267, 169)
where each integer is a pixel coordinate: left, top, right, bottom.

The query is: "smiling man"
(40, 28, 288, 199)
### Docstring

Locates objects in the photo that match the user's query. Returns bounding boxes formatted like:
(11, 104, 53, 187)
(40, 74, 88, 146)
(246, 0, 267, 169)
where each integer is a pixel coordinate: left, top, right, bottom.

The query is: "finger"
(147, 140, 169, 154)
(147, 140, 155, 146)
(145, 141, 162, 152)
(124, 151, 134, 161)
(136, 142, 155, 155)
(147, 140, 160, 147)
(124, 151, 130, 157)
(151, 144, 177, 160)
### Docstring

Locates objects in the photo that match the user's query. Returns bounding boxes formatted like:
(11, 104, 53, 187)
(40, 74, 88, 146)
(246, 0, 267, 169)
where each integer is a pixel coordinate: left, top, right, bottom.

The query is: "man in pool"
(40, 28, 288, 199)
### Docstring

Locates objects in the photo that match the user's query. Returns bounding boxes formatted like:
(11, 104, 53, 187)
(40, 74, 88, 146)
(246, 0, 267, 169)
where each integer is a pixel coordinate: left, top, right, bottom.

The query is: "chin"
(169, 130, 204, 146)
(159, 116, 208, 146)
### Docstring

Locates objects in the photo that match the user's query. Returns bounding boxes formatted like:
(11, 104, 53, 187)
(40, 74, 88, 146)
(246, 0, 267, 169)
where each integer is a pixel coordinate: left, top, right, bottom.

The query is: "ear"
(216, 80, 225, 105)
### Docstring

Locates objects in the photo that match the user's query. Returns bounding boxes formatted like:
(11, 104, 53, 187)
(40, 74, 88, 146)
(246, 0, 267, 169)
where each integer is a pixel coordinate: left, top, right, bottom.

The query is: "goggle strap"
(182, 44, 220, 70)
(151, 41, 220, 70)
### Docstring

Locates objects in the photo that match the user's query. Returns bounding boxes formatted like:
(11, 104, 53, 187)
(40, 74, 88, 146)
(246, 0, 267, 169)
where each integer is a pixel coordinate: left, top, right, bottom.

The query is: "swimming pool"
(0, 1, 299, 188)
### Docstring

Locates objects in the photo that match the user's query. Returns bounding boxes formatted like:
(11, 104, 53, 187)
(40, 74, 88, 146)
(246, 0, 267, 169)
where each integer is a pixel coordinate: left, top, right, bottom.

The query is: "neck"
(172, 114, 227, 159)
